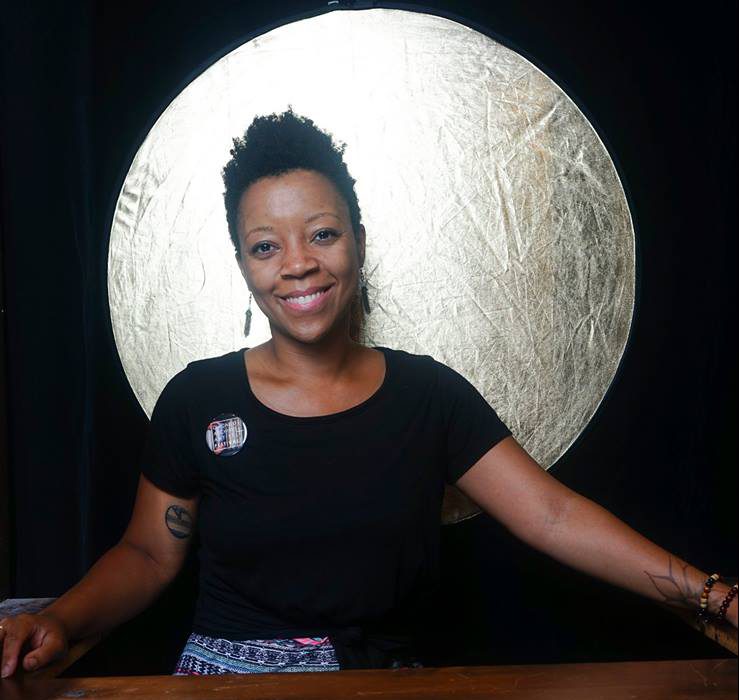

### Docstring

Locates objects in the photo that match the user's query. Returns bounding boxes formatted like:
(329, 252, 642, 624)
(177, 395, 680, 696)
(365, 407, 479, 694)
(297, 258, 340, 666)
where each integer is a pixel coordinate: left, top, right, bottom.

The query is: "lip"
(279, 285, 332, 299)
(277, 284, 334, 314)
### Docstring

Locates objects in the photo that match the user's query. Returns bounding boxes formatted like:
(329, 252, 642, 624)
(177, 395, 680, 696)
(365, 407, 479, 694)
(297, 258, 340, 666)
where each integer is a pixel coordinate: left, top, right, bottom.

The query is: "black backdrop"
(0, 0, 736, 674)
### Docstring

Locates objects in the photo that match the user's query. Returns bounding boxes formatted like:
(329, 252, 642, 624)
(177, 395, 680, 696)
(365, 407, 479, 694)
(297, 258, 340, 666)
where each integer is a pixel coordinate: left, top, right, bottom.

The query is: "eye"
(314, 228, 339, 242)
(250, 241, 276, 256)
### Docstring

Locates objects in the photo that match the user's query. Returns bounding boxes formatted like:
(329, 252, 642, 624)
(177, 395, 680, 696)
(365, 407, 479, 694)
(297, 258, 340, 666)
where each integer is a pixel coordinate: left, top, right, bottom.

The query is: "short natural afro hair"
(222, 107, 362, 257)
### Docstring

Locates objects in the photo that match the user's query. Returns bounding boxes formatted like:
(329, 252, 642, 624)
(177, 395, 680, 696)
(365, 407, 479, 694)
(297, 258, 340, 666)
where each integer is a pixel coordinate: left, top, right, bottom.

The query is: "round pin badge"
(205, 413, 247, 457)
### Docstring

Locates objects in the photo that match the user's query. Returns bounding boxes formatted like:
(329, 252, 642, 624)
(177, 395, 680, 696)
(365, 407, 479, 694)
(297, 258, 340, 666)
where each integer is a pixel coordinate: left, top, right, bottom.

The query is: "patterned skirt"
(173, 632, 341, 675)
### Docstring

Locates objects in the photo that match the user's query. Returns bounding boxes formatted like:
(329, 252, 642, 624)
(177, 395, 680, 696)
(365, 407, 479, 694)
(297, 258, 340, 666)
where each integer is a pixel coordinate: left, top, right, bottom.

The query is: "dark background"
(0, 0, 736, 674)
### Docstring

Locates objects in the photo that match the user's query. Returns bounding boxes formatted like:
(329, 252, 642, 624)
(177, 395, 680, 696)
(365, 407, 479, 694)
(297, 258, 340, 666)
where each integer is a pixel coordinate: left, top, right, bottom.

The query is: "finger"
(22, 627, 65, 672)
(1, 623, 31, 678)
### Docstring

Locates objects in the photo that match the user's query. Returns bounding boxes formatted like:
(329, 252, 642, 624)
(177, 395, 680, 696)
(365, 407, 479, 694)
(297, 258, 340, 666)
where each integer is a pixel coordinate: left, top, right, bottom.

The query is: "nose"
(280, 238, 319, 278)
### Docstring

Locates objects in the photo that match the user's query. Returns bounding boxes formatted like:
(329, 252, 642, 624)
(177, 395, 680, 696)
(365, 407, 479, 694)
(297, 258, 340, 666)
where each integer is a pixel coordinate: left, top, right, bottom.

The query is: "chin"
(290, 329, 328, 344)
(272, 315, 349, 345)
(267, 320, 324, 343)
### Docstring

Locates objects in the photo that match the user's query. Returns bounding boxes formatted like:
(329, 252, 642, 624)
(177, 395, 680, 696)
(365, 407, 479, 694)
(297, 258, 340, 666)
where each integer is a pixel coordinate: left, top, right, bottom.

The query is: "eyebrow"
(245, 211, 340, 239)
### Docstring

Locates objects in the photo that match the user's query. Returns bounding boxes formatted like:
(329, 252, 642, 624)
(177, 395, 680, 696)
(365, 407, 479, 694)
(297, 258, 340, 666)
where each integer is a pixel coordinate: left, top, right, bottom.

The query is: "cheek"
(331, 261, 357, 295)
(329, 243, 359, 276)
(242, 263, 273, 294)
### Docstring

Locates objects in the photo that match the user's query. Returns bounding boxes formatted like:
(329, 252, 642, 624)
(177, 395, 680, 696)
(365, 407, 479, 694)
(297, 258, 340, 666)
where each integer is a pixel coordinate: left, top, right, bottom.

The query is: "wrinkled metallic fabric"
(108, 9, 635, 524)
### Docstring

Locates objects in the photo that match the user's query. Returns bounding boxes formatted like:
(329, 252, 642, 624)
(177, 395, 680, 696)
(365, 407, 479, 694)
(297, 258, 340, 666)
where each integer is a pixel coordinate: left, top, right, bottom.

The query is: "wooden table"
(4, 592, 736, 681)
(1, 658, 736, 699)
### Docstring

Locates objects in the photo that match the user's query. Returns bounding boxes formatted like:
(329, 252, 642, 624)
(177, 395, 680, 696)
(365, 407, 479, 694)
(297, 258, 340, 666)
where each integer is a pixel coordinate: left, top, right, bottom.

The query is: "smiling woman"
(131, 108, 518, 673)
(0, 106, 735, 681)
(223, 109, 368, 346)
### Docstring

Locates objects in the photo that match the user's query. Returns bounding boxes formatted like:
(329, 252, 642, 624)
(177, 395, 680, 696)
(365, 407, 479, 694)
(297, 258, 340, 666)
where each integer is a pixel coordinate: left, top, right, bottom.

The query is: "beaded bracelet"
(697, 573, 720, 623)
(716, 584, 738, 623)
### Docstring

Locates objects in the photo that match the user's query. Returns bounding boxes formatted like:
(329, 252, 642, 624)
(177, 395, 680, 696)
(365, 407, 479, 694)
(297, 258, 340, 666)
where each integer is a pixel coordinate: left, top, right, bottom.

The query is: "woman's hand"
(0, 613, 69, 678)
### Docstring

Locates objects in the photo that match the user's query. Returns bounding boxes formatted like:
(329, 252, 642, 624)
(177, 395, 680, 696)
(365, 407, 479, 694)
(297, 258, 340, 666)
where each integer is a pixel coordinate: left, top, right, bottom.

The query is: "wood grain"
(1, 658, 735, 700)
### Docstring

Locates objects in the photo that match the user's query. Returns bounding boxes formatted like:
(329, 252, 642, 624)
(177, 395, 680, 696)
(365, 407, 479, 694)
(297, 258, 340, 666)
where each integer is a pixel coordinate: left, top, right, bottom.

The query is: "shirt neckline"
(236, 345, 391, 423)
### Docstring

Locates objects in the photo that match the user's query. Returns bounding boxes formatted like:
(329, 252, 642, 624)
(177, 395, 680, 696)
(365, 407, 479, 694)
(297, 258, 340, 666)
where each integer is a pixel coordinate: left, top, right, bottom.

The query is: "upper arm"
(120, 473, 199, 584)
(454, 435, 578, 544)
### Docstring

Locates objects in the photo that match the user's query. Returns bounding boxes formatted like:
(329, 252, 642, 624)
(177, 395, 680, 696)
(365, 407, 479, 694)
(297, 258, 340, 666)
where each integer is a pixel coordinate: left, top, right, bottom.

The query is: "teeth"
(286, 290, 325, 305)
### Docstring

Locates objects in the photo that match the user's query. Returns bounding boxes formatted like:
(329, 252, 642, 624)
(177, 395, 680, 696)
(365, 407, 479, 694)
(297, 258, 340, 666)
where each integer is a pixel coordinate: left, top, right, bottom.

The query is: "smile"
(278, 285, 334, 313)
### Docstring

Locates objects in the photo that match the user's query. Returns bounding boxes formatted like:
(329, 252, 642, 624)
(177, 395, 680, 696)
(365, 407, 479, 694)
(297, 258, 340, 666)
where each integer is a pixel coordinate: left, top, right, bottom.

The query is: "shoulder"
(377, 345, 455, 392)
(378, 347, 492, 421)
(383, 347, 488, 403)
(185, 348, 240, 377)
(157, 349, 241, 401)
(379, 345, 462, 376)
(378, 345, 436, 374)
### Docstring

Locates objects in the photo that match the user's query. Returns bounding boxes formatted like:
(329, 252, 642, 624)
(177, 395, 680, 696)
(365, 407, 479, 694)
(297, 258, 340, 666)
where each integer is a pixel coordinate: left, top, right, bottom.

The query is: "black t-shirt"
(140, 346, 511, 669)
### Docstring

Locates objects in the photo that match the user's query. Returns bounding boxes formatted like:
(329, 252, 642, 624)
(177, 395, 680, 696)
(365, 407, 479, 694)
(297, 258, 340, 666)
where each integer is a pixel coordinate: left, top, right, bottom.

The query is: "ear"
(356, 224, 366, 268)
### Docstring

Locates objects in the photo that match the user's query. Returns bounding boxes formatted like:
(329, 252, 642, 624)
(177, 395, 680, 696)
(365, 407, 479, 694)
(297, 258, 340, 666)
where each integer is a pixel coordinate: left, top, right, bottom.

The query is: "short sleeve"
(140, 368, 200, 499)
(436, 361, 512, 485)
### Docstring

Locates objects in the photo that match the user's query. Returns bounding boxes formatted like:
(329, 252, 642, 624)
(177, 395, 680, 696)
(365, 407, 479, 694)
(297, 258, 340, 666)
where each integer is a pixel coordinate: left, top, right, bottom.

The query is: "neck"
(263, 318, 363, 383)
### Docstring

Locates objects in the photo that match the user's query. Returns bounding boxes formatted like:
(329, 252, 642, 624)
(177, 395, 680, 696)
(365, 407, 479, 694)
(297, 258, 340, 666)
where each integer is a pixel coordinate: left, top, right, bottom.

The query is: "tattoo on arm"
(644, 556, 700, 609)
(165, 505, 193, 539)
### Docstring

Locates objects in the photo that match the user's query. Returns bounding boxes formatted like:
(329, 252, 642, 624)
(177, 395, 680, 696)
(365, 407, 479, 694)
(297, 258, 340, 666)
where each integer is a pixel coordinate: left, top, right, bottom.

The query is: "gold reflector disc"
(108, 9, 635, 523)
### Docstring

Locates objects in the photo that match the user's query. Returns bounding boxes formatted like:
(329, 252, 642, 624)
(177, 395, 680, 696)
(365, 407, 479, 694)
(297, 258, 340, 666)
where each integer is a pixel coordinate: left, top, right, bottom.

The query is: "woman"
(0, 109, 736, 677)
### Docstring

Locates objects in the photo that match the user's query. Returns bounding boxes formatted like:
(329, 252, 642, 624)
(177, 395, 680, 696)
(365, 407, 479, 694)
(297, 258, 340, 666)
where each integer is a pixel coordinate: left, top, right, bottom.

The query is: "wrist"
(706, 581, 730, 616)
(39, 603, 75, 641)
(702, 579, 738, 626)
(717, 585, 739, 625)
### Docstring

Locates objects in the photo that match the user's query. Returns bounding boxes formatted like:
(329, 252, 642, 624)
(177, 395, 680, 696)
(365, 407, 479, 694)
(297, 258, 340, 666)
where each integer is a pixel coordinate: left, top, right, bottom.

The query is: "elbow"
(117, 539, 179, 588)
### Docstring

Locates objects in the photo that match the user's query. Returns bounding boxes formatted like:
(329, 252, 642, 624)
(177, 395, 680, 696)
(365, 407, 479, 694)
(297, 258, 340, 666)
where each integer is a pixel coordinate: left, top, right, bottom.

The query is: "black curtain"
(1, 0, 735, 674)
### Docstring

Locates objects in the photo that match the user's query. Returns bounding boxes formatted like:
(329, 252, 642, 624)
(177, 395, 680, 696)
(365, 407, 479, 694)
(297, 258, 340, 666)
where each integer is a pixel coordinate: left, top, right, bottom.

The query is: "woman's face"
(236, 168, 365, 345)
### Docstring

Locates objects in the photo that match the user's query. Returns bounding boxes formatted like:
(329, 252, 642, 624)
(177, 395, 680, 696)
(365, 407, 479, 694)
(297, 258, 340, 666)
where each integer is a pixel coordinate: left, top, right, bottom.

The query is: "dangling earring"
(243, 292, 253, 336)
(359, 266, 371, 314)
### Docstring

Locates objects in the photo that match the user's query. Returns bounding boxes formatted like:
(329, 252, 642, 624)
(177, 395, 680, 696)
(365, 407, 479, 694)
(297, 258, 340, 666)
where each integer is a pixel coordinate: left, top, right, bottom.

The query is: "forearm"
(534, 493, 736, 620)
(40, 542, 172, 642)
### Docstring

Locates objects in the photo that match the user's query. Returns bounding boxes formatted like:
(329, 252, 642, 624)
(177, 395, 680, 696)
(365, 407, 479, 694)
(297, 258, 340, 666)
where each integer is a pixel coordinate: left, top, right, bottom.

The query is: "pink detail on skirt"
(293, 637, 329, 645)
